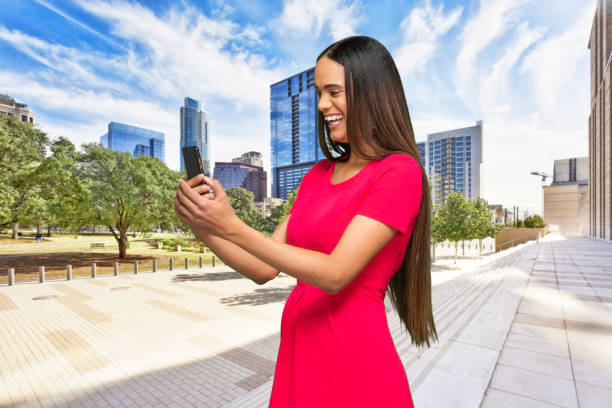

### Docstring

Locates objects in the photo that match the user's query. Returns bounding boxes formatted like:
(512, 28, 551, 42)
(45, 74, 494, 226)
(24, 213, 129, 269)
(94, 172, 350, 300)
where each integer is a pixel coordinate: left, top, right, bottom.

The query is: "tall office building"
(100, 122, 165, 162)
(588, 0, 612, 240)
(180, 97, 210, 176)
(0, 93, 34, 124)
(213, 161, 267, 202)
(416, 121, 483, 208)
(270, 67, 322, 199)
(233, 151, 263, 167)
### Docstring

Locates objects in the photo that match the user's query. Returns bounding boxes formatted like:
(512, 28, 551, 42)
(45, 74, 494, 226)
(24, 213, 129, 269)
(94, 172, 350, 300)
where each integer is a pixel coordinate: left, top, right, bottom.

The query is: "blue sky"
(0, 0, 596, 215)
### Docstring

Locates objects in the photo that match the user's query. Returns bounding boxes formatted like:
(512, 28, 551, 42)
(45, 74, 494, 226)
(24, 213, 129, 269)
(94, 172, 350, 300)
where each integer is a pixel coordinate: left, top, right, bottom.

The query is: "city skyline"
(0, 0, 595, 214)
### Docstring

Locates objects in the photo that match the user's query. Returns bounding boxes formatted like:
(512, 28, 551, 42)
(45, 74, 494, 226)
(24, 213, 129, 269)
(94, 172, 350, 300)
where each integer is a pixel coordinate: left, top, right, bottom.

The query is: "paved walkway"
(0, 235, 610, 407)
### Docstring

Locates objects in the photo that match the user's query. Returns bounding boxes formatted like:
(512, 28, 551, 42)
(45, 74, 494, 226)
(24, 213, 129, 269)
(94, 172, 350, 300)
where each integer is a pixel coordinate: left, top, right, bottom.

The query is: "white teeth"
(325, 114, 344, 122)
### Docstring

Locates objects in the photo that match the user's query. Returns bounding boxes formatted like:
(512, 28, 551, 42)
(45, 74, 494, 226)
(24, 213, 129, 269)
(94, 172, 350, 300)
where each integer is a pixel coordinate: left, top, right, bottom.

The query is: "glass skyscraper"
(99, 122, 165, 163)
(270, 67, 322, 199)
(416, 121, 483, 208)
(180, 97, 210, 176)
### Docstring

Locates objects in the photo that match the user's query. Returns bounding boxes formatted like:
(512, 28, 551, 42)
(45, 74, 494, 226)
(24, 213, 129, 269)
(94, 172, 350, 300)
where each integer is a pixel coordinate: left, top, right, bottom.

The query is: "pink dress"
(269, 153, 422, 407)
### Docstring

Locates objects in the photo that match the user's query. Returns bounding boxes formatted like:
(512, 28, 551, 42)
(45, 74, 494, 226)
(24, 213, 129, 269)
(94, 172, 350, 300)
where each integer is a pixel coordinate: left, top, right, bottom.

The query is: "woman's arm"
(191, 217, 289, 285)
(175, 176, 396, 295)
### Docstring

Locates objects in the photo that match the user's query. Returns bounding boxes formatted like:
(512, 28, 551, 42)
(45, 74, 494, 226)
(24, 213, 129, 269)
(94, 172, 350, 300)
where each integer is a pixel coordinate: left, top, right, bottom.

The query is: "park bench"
(90, 242, 105, 249)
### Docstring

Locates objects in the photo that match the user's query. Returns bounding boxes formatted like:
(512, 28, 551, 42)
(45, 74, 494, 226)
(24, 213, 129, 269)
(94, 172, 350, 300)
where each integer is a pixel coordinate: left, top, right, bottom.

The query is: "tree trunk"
(479, 239, 482, 256)
(12, 222, 18, 239)
(108, 225, 128, 259)
(47, 224, 52, 237)
(462, 240, 465, 256)
(454, 241, 458, 264)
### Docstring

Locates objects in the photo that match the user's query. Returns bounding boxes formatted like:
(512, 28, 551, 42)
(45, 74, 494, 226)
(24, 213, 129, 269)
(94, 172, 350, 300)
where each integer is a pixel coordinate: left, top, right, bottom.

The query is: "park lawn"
(0, 233, 223, 284)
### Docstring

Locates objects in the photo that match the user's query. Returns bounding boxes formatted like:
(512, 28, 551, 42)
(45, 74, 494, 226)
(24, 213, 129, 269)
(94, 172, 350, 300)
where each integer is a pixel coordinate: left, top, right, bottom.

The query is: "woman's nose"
(318, 95, 331, 112)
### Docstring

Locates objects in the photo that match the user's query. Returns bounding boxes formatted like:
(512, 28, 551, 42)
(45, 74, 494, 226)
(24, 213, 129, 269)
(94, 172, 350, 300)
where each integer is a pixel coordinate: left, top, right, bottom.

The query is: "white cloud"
(394, 0, 462, 77)
(478, 22, 546, 113)
(455, 0, 533, 106)
(74, 0, 283, 107)
(520, 3, 596, 121)
(276, 0, 363, 41)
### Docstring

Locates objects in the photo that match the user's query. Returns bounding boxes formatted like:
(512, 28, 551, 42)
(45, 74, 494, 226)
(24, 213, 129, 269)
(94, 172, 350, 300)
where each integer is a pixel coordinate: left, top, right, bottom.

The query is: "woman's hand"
(174, 174, 242, 239)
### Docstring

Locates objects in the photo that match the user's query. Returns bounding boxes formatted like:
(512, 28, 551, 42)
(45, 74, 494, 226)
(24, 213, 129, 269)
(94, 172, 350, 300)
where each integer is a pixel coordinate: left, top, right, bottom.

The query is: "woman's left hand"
(174, 174, 241, 239)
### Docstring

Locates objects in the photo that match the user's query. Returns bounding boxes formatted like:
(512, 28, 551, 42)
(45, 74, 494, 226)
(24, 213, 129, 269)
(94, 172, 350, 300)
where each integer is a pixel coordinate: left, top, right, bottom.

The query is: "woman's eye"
(330, 90, 340, 96)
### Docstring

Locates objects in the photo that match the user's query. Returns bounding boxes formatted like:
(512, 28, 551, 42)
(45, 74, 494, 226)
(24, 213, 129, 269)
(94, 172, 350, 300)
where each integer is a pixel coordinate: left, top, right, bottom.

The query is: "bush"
(160, 238, 194, 249)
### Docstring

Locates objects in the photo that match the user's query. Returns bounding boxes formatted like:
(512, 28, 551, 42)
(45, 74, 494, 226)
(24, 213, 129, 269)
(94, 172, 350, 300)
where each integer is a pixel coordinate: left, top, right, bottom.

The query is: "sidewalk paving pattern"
(0, 236, 611, 407)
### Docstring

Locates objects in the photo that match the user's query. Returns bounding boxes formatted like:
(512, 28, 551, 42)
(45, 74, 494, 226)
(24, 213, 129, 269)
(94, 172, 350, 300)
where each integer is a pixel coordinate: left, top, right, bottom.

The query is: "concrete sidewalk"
(0, 235, 610, 407)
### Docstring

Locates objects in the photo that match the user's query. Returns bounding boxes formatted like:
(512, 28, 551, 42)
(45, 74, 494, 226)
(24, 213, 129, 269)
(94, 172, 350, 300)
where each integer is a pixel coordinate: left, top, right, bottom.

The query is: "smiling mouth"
(325, 114, 344, 128)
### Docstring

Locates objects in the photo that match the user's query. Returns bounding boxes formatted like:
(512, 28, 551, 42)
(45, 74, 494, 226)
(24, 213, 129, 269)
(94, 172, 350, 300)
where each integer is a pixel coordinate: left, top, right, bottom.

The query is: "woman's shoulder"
(310, 158, 334, 174)
(377, 153, 421, 172)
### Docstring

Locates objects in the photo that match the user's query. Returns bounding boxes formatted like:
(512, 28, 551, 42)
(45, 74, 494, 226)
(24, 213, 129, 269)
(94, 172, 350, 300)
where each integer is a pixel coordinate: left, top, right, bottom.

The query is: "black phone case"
(182, 146, 205, 186)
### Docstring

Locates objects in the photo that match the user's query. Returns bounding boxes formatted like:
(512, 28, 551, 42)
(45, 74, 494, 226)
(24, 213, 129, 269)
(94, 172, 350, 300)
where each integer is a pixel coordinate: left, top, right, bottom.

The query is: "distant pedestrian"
(175, 36, 437, 407)
(36, 232, 43, 243)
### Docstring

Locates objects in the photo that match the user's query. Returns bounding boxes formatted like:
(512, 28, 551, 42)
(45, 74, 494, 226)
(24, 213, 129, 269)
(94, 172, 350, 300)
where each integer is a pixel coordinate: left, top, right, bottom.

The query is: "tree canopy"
(0, 115, 49, 236)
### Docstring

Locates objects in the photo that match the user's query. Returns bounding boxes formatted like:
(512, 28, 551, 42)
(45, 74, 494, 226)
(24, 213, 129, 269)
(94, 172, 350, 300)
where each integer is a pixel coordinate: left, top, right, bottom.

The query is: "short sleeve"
(356, 156, 422, 234)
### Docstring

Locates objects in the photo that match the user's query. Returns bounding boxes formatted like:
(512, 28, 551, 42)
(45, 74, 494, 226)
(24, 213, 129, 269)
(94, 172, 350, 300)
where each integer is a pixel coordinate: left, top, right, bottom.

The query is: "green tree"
(78, 144, 179, 258)
(0, 115, 49, 238)
(35, 137, 87, 234)
(431, 210, 446, 262)
(469, 197, 501, 256)
(259, 188, 298, 235)
(432, 192, 471, 264)
(524, 214, 546, 228)
(226, 187, 263, 230)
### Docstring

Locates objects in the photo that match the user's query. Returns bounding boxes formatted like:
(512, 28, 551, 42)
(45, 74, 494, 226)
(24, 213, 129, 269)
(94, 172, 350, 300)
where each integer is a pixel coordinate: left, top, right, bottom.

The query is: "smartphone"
(182, 146, 209, 190)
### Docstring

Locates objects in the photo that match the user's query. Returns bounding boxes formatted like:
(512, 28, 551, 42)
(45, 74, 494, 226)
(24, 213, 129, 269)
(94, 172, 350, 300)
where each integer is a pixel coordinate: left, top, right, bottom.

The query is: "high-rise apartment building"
(233, 151, 263, 167)
(100, 122, 165, 162)
(0, 93, 34, 124)
(180, 97, 210, 176)
(588, 0, 612, 240)
(270, 67, 322, 199)
(213, 161, 267, 202)
(416, 121, 483, 208)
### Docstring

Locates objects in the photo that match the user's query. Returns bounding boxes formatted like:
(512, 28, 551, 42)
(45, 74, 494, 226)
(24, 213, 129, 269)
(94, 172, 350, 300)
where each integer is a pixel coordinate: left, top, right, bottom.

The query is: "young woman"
(174, 36, 437, 407)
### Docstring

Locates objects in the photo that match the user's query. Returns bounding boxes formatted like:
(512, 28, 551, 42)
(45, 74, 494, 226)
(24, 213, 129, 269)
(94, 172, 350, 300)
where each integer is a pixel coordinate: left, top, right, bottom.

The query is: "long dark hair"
(317, 36, 437, 347)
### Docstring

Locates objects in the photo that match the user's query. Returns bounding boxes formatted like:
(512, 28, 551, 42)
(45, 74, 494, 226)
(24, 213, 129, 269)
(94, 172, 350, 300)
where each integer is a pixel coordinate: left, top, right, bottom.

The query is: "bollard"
(114, 261, 119, 276)
(134, 260, 139, 274)
(169, 258, 174, 271)
(8, 268, 14, 286)
(212, 255, 215, 267)
(91, 263, 96, 278)
(153, 259, 157, 272)
(67, 265, 72, 281)
(199, 256, 203, 268)
(185, 257, 189, 270)
(39, 266, 45, 283)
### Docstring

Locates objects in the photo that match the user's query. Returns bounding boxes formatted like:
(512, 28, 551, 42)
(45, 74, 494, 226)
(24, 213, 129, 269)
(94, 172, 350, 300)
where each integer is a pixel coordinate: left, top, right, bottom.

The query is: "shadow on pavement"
(172, 271, 246, 282)
(221, 286, 294, 306)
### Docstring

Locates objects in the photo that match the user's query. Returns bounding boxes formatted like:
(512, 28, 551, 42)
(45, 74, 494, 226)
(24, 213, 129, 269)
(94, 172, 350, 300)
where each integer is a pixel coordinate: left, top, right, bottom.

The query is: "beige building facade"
(543, 157, 589, 236)
(543, 184, 589, 236)
(589, 0, 612, 241)
(0, 93, 35, 124)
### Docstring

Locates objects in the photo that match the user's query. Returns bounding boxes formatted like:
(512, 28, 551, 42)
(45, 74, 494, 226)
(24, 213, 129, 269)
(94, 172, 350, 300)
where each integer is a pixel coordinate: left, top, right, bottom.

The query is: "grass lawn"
(0, 233, 224, 284)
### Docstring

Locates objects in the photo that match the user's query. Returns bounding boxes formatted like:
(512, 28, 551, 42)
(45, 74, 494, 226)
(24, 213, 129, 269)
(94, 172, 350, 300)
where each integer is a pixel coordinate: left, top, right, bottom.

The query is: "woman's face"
(315, 56, 348, 144)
